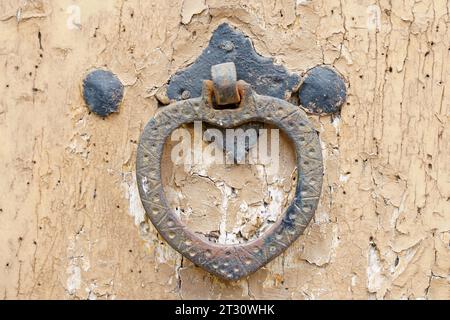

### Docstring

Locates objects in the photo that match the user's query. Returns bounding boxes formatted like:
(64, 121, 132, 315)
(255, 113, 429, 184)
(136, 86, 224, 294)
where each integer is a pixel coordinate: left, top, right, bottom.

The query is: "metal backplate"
(137, 80, 323, 281)
(167, 23, 301, 102)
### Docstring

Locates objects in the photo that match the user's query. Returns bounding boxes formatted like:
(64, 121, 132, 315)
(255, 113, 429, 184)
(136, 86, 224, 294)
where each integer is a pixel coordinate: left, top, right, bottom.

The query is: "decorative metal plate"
(137, 65, 323, 281)
(166, 23, 300, 102)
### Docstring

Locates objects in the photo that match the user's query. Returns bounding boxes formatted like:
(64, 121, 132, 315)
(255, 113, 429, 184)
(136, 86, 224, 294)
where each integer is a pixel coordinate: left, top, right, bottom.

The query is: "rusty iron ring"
(136, 80, 323, 281)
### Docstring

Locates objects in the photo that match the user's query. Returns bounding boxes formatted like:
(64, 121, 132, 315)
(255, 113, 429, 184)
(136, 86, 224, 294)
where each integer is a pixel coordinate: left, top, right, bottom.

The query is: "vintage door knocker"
(136, 62, 323, 281)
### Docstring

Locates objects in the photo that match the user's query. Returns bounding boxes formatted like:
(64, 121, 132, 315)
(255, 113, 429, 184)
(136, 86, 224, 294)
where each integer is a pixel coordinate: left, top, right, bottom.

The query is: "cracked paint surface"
(161, 124, 297, 245)
(0, 0, 449, 299)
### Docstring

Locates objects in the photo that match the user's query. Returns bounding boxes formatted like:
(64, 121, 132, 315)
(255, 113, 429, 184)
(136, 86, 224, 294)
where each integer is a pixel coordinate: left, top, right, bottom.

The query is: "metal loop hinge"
(211, 62, 241, 106)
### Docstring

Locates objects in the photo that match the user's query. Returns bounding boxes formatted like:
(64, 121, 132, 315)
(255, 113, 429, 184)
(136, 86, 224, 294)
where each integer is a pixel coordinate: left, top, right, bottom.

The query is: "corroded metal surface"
(82, 69, 124, 117)
(299, 66, 347, 115)
(208, 62, 256, 163)
(211, 62, 240, 106)
(137, 75, 323, 281)
(166, 23, 300, 102)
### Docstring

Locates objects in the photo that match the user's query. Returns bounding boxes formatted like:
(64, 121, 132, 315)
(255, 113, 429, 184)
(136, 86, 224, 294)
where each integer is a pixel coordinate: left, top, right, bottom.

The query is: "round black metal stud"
(82, 69, 124, 117)
(298, 66, 347, 115)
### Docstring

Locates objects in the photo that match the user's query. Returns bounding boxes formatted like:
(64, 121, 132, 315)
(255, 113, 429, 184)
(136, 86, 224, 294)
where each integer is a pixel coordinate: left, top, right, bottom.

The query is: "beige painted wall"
(0, 0, 449, 299)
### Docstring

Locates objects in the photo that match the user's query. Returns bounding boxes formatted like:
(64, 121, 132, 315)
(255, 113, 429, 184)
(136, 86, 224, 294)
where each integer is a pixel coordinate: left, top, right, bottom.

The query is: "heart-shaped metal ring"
(136, 64, 323, 281)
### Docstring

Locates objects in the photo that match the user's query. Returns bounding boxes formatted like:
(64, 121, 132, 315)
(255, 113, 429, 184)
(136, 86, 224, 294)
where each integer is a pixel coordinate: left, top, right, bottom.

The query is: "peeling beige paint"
(181, 0, 207, 25)
(0, 0, 449, 300)
(161, 127, 296, 244)
(121, 172, 146, 226)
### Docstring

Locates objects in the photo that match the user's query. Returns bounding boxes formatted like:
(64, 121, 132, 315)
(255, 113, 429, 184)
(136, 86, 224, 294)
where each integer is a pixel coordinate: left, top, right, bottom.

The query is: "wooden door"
(0, 0, 448, 299)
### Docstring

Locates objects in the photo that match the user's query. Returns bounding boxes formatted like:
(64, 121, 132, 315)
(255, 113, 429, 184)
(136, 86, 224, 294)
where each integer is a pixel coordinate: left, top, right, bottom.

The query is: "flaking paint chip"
(181, 0, 207, 24)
